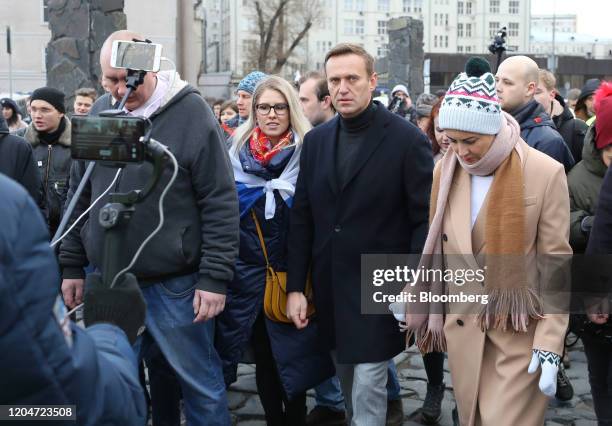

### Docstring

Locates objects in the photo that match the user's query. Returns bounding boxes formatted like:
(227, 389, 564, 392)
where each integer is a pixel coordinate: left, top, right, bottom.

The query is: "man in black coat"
(287, 43, 432, 425)
(535, 69, 588, 163)
(0, 115, 42, 205)
(496, 56, 575, 172)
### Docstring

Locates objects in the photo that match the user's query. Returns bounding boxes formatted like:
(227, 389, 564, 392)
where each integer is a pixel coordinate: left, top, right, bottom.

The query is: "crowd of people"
(1, 28, 612, 426)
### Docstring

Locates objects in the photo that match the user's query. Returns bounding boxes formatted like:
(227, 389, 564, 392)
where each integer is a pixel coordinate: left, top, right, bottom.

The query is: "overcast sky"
(531, 0, 612, 39)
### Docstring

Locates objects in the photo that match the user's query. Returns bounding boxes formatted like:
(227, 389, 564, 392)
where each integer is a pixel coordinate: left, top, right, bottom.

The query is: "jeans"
(583, 337, 612, 426)
(133, 273, 230, 426)
(315, 360, 400, 412)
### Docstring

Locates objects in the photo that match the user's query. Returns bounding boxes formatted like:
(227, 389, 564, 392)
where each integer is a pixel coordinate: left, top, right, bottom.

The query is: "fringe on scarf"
(477, 287, 544, 332)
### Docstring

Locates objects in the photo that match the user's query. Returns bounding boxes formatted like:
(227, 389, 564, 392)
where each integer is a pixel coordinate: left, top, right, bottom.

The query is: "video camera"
(56, 39, 173, 289)
(70, 40, 162, 165)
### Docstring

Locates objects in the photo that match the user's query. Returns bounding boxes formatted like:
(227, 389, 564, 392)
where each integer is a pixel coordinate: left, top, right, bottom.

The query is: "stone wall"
(387, 17, 424, 98)
(46, 0, 126, 112)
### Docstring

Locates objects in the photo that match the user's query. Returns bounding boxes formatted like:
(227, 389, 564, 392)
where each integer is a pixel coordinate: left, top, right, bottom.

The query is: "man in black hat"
(575, 78, 601, 123)
(15, 87, 72, 238)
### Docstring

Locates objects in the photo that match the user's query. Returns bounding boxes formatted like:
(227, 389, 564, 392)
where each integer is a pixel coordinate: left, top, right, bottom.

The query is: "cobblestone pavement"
(229, 339, 597, 426)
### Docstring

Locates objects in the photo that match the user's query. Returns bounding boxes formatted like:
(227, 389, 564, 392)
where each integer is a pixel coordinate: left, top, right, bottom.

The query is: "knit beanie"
(237, 71, 268, 95)
(391, 84, 409, 97)
(594, 82, 612, 150)
(415, 93, 439, 118)
(439, 57, 502, 135)
(0, 98, 22, 116)
(30, 87, 66, 114)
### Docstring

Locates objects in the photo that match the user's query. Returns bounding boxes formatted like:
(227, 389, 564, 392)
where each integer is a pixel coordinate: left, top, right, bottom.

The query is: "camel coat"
(440, 140, 571, 426)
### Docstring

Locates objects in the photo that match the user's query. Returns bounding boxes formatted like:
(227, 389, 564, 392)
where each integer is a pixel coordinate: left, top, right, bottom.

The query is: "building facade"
(203, 0, 532, 77)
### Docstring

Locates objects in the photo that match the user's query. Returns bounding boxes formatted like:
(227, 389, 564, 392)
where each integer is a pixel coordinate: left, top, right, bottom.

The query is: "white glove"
(527, 349, 560, 397)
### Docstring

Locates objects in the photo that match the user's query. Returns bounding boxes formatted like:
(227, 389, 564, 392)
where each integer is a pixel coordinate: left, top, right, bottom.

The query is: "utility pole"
(551, 0, 557, 74)
(7, 26, 13, 98)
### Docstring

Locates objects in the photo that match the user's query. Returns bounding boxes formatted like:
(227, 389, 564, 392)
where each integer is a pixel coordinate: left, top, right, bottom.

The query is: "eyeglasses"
(256, 103, 289, 116)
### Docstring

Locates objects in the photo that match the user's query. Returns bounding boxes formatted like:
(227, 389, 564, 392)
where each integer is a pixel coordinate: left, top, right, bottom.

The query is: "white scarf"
(230, 135, 302, 220)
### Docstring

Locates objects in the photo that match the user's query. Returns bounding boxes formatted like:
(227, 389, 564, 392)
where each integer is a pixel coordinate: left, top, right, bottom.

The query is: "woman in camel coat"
(404, 59, 571, 426)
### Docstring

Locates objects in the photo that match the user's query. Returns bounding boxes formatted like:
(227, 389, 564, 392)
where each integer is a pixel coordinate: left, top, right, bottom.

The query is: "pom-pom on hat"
(594, 81, 612, 150)
(439, 57, 502, 135)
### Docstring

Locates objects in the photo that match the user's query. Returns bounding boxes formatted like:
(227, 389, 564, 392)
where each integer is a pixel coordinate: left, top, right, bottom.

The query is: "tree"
(248, 0, 323, 74)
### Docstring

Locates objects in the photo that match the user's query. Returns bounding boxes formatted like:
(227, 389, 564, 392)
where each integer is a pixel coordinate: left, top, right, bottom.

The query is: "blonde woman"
(216, 76, 332, 426)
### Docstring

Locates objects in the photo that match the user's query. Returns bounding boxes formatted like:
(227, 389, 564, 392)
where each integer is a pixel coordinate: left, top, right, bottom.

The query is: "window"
(508, 45, 518, 52)
(457, 45, 464, 52)
(434, 35, 438, 48)
(377, 44, 389, 57)
(444, 36, 449, 47)
(434, 13, 438, 26)
(445, 14, 449, 26)
(458, 1, 464, 14)
(489, 0, 499, 13)
(414, 0, 422, 12)
(466, 1, 472, 14)
(41, 0, 49, 23)
(466, 45, 472, 52)
(509, 0, 519, 14)
(242, 39, 257, 51)
(378, 0, 390, 11)
(466, 23, 472, 37)
(344, 19, 355, 34)
(457, 23, 464, 37)
(378, 20, 387, 35)
(489, 21, 500, 38)
(508, 22, 519, 37)
(403, 0, 411, 12)
(356, 19, 364, 34)
(344, 0, 353, 9)
(319, 17, 332, 30)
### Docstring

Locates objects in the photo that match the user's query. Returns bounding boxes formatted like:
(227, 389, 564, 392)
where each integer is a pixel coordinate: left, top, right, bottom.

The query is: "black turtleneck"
(336, 102, 377, 186)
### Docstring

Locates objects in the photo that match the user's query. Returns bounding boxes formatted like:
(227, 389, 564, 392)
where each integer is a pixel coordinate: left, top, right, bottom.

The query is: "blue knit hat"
(237, 71, 268, 95)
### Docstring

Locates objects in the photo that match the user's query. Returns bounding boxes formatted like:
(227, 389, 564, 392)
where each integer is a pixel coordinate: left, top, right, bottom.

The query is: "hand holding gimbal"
(83, 272, 145, 344)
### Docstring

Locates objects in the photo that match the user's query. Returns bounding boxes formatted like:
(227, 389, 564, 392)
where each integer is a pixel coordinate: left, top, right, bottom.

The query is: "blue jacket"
(215, 145, 334, 400)
(513, 100, 575, 172)
(0, 173, 146, 425)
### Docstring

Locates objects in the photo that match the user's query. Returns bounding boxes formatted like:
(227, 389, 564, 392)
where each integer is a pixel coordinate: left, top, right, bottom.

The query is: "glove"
(527, 349, 560, 397)
(83, 272, 146, 345)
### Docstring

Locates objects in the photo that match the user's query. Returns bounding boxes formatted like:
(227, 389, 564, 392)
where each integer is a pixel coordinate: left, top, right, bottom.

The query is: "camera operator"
(0, 173, 146, 426)
(59, 30, 239, 424)
(387, 84, 417, 124)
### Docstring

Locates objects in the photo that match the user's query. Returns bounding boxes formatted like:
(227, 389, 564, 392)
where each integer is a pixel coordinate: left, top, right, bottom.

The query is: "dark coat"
(513, 100, 575, 172)
(587, 163, 612, 255)
(553, 94, 588, 164)
(17, 118, 72, 237)
(215, 146, 334, 400)
(0, 173, 146, 425)
(568, 125, 606, 252)
(287, 104, 432, 364)
(58, 85, 239, 294)
(0, 116, 42, 206)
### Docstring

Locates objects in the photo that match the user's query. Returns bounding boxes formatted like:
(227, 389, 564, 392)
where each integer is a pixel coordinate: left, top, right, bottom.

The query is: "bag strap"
(251, 210, 270, 266)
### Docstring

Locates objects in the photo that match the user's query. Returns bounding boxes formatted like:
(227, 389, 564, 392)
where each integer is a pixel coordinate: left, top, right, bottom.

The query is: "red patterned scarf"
(249, 127, 293, 165)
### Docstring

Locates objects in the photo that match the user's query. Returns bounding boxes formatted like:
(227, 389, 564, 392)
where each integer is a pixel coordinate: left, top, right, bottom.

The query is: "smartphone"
(71, 115, 146, 164)
(110, 40, 162, 72)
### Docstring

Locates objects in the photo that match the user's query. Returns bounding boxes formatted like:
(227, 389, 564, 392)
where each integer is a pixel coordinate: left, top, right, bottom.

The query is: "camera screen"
(114, 41, 157, 71)
(71, 116, 146, 163)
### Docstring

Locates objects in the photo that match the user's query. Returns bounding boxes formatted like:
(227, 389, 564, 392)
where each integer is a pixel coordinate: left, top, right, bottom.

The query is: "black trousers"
(583, 337, 612, 426)
(251, 313, 306, 426)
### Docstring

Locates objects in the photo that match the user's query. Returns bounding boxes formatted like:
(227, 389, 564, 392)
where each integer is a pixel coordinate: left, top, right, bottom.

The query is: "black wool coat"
(287, 104, 433, 364)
